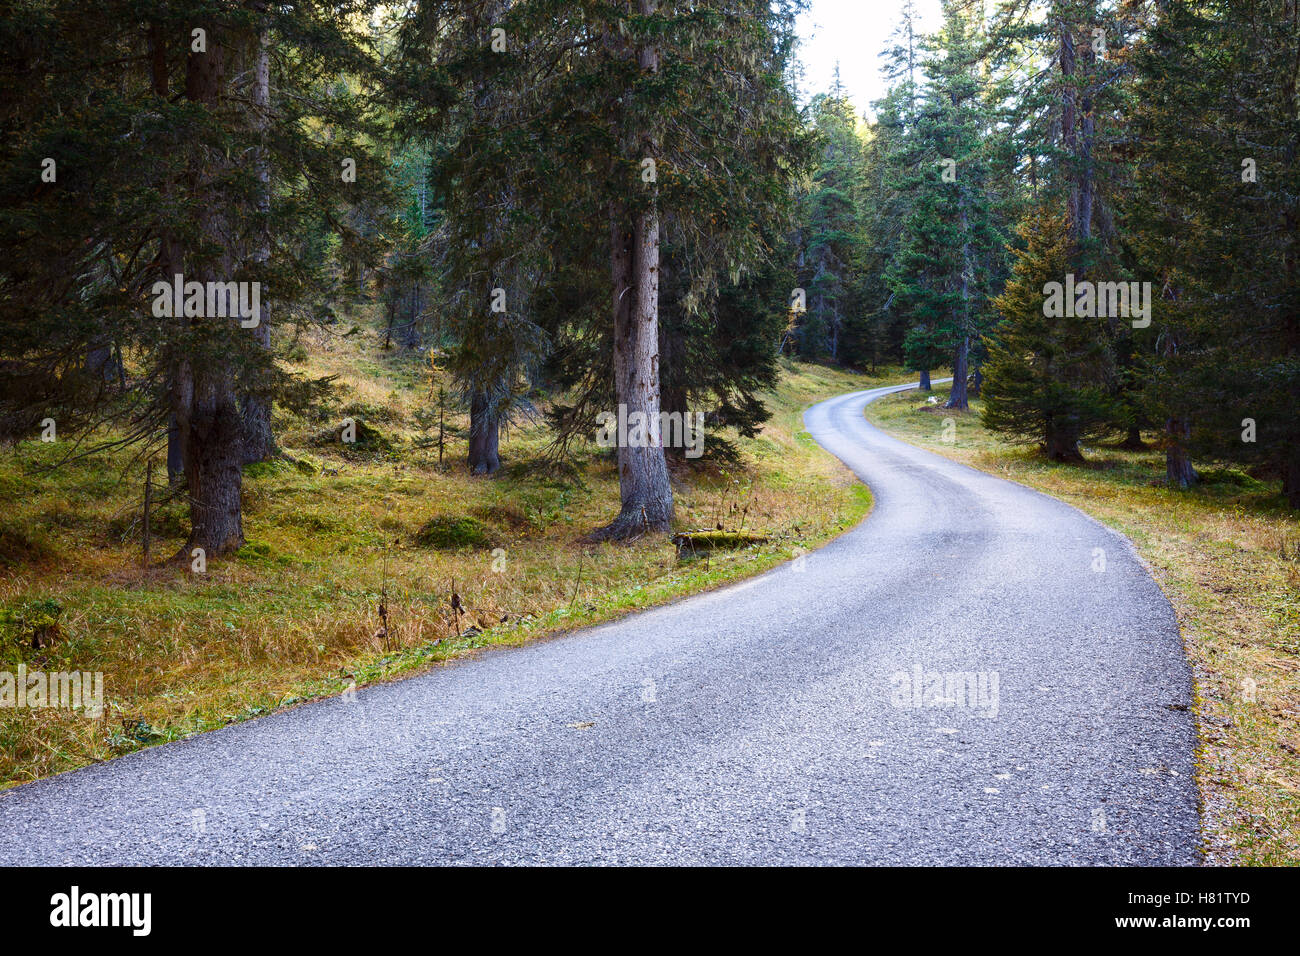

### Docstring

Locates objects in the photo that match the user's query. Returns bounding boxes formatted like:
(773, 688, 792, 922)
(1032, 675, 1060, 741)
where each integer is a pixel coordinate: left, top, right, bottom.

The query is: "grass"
(0, 330, 895, 789)
(864, 389, 1300, 866)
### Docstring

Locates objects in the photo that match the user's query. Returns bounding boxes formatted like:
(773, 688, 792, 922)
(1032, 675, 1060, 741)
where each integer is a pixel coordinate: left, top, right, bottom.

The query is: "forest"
(0, 0, 1296, 863)
(2, 0, 1296, 548)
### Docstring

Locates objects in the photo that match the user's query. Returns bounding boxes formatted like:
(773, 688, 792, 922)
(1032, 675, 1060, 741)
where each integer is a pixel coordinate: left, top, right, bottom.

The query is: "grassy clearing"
(865, 389, 1300, 866)
(0, 337, 893, 788)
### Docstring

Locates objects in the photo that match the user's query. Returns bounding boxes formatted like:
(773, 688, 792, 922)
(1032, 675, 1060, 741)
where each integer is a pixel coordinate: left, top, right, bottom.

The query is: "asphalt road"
(0, 381, 1200, 865)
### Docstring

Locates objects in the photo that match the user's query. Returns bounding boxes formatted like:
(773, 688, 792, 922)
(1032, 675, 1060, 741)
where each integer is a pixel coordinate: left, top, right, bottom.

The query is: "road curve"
(0, 382, 1200, 865)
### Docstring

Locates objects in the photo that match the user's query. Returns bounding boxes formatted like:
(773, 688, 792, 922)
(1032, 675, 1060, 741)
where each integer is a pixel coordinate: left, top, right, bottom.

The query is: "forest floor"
(0, 333, 891, 789)
(865, 390, 1300, 866)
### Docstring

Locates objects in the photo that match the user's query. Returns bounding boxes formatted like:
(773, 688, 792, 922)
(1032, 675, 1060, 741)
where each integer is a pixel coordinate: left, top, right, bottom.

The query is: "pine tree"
(850, 87, 914, 370)
(0, 2, 388, 556)
(796, 78, 863, 361)
(982, 209, 1120, 460)
(402, 0, 807, 535)
(1130, 0, 1300, 504)
(885, 0, 1005, 410)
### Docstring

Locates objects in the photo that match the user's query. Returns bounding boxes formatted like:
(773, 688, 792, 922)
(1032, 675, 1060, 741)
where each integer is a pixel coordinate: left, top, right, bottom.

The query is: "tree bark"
(945, 335, 969, 410)
(1045, 415, 1084, 462)
(1120, 424, 1147, 450)
(467, 390, 501, 475)
(240, 16, 275, 465)
(919, 369, 931, 392)
(1165, 417, 1198, 489)
(174, 23, 245, 557)
(947, 184, 973, 412)
(180, 368, 246, 556)
(593, 0, 673, 540)
(166, 413, 184, 483)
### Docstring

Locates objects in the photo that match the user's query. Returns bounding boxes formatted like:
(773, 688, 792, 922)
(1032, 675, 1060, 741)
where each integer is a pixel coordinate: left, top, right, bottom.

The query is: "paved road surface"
(0, 381, 1200, 864)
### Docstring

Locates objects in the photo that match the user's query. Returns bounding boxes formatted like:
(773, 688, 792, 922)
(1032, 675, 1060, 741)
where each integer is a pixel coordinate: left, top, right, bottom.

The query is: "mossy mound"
(309, 419, 395, 458)
(413, 515, 495, 550)
(0, 598, 64, 653)
(672, 530, 769, 557)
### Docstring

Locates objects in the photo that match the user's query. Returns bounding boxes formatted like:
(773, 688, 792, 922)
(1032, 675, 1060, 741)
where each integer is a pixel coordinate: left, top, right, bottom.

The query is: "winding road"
(0, 381, 1200, 865)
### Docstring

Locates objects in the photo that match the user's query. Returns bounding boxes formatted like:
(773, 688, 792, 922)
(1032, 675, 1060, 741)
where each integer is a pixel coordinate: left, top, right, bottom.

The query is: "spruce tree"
(885, 0, 1005, 410)
(1131, 0, 1300, 503)
(981, 209, 1120, 460)
(0, 1, 387, 556)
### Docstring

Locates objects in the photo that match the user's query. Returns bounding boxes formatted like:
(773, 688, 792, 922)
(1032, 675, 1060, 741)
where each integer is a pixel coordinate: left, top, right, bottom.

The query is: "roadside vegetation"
(0, 353, 885, 788)
(866, 390, 1300, 866)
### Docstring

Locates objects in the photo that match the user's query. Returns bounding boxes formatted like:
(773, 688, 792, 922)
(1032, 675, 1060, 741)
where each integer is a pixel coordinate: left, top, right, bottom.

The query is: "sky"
(795, 0, 943, 118)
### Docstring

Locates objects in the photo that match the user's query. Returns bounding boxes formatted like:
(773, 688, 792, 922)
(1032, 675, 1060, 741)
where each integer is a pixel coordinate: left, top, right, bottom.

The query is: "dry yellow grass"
(0, 336, 891, 788)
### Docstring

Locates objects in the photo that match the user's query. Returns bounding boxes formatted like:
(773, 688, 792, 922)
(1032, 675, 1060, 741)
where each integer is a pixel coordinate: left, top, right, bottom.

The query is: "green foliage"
(981, 210, 1120, 459)
(796, 81, 865, 360)
(405, 0, 811, 452)
(1129, 0, 1300, 503)
(884, 0, 1007, 379)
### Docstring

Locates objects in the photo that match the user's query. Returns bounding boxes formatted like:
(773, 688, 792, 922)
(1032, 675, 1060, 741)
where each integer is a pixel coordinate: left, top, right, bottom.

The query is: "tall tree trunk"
(594, 0, 673, 540)
(598, 205, 673, 538)
(180, 365, 246, 556)
(175, 23, 245, 557)
(150, 20, 185, 485)
(467, 390, 501, 475)
(1165, 417, 1198, 489)
(166, 413, 184, 483)
(945, 335, 969, 410)
(919, 369, 931, 392)
(240, 16, 275, 464)
(969, 363, 983, 399)
(947, 169, 973, 413)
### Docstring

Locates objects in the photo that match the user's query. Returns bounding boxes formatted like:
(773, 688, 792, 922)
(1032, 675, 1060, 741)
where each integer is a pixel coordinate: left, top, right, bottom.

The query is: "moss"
(0, 598, 64, 655)
(236, 542, 273, 561)
(413, 515, 495, 550)
(243, 459, 288, 479)
(672, 531, 769, 556)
